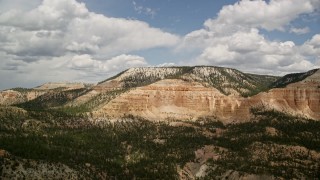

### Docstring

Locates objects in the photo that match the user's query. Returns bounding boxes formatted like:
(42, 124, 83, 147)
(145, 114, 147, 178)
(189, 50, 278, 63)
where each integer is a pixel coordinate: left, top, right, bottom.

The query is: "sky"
(0, 0, 320, 90)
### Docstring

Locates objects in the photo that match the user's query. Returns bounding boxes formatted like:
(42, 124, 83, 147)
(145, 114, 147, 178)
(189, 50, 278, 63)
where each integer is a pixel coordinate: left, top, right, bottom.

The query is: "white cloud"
(290, 27, 310, 35)
(0, 0, 179, 60)
(1, 0, 319, 90)
(0, 0, 41, 12)
(67, 54, 147, 73)
(0, 0, 179, 89)
(178, 0, 320, 75)
(301, 34, 320, 61)
(0, 53, 148, 90)
(204, 0, 316, 31)
(193, 28, 318, 74)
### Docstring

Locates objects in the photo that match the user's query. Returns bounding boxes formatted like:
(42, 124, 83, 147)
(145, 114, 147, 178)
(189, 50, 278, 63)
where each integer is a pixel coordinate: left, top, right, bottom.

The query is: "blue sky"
(81, 0, 235, 34)
(0, 0, 319, 90)
(80, 0, 319, 41)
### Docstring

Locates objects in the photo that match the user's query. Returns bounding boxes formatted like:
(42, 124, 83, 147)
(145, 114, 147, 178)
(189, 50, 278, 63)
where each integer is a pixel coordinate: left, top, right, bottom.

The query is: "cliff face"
(250, 69, 320, 119)
(93, 69, 320, 122)
(2, 66, 319, 122)
(93, 79, 250, 123)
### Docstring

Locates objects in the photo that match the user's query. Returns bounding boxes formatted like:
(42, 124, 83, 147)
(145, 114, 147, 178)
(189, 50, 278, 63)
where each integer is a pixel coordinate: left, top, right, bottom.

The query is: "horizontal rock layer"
(93, 70, 320, 122)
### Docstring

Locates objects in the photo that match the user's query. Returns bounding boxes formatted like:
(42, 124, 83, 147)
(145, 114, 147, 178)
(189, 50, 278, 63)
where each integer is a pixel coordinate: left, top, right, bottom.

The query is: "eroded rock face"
(250, 70, 320, 120)
(93, 70, 320, 123)
(93, 79, 250, 123)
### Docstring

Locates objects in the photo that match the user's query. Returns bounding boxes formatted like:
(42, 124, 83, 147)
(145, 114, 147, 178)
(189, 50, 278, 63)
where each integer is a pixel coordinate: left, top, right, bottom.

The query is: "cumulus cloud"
(0, 0, 41, 12)
(301, 34, 320, 59)
(178, 0, 320, 75)
(0, 0, 179, 61)
(0, 0, 179, 90)
(1, 0, 319, 90)
(196, 29, 313, 72)
(204, 0, 316, 32)
(191, 29, 319, 74)
(67, 54, 147, 72)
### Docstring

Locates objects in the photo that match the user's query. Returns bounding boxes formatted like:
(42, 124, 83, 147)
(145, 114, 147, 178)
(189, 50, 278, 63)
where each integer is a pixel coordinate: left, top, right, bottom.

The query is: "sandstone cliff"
(21, 66, 276, 116)
(92, 68, 320, 123)
(250, 69, 320, 120)
(2, 66, 319, 123)
(93, 79, 249, 123)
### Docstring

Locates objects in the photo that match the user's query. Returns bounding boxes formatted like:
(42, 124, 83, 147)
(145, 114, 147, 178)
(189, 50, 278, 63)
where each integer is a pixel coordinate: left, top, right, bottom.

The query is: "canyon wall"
(93, 70, 320, 122)
(93, 79, 250, 123)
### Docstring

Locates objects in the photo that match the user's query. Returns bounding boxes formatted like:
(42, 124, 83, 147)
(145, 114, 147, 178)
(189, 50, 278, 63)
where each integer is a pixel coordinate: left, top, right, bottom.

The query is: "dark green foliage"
(0, 107, 29, 131)
(0, 116, 212, 179)
(198, 67, 279, 97)
(116, 67, 191, 89)
(96, 66, 280, 97)
(10, 87, 34, 93)
(203, 109, 320, 179)
(98, 69, 129, 84)
(242, 73, 280, 96)
(1, 105, 320, 179)
(270, 68, 319, 88)
(63, 89, 127, 114)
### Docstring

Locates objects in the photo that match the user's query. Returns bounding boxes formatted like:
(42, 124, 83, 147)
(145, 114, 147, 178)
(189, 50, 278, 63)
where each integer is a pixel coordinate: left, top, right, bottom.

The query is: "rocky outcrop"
(249, 69, 320, 120)
(93, 69, 320, 123)
(66, 66, 278, 115)
(2, 66, 318, 122)
(178, 145, 276, 180)
(93, 79, 250, 123)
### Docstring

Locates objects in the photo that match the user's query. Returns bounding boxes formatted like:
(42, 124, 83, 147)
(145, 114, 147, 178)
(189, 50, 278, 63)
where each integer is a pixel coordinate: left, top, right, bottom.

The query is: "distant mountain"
(65, 66, 279, 117)
(1, 66, 319, 122)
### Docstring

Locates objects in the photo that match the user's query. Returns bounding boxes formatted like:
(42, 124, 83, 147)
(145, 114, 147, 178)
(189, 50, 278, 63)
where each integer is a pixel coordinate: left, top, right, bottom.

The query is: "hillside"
(0, 66, 320, 179)
(270, 69, 319, 88)
(63, 66, 278, 114)
(91, 67, 320, 122)
(1, 107, 319, 179)
(0, 83, 93, 106)
(97, 66, 279, 96)
(2, 66, 319, 122)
